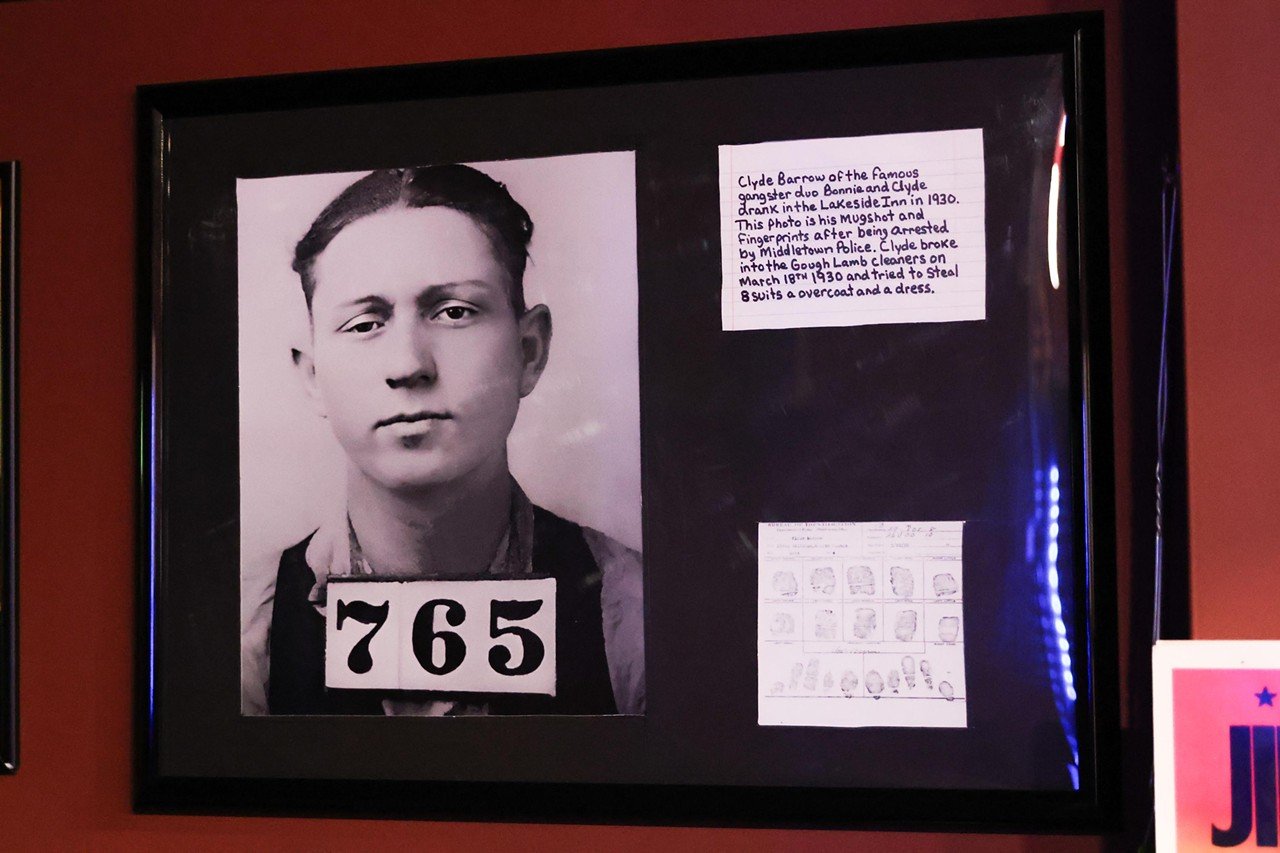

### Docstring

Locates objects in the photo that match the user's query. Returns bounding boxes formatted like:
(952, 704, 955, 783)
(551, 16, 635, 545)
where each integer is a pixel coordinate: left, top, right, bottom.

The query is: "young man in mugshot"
(241, 165, 644, 716)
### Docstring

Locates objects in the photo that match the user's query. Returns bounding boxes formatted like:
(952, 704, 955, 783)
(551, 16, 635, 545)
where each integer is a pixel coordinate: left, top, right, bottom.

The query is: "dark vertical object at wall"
(0, 162, 17, 774)
(1108, 0, 1184, 850)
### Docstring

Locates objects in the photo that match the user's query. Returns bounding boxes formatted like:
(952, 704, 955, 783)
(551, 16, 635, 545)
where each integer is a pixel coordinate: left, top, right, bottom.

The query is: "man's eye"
(434, 304, 477, 322)
(338, 316, 383, 334)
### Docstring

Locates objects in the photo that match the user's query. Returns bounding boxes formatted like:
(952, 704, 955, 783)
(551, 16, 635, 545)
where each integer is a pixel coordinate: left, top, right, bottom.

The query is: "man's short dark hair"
(292, 164, 534, 313)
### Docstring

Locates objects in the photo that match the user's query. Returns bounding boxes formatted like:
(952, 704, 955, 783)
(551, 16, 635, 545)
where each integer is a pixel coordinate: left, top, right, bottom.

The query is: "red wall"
(1179, 0, 1280, 640)
(0, 0, 1156, 848)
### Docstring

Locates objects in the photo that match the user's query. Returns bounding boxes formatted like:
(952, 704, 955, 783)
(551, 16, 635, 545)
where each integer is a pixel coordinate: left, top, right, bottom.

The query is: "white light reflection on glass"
(1048, 112, 1067, 290)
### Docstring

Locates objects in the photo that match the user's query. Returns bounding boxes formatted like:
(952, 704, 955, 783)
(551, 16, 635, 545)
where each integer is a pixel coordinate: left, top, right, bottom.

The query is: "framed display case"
(137, 12, 1116, 829)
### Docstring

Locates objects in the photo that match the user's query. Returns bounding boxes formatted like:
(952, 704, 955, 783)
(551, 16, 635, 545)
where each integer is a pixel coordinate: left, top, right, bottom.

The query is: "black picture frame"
(1, 162, 18, 774)
(137, 13, 1117, 830)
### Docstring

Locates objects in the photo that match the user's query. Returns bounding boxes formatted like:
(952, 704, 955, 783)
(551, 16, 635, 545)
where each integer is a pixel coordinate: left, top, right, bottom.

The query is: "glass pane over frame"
(140, 14, 1115, 827)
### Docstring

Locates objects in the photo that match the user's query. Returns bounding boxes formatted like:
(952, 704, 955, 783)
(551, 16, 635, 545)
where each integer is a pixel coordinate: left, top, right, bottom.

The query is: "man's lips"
(374, 411, 452, 430)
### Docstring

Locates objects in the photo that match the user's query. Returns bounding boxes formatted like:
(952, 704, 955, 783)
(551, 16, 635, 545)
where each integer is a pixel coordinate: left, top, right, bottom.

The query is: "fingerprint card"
(758, 521, 967, 728)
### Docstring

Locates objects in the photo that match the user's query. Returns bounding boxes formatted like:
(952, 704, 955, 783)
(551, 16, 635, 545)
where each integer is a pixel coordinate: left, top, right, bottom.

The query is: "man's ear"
(291, 345, 327, 418)
(517, 303, 552, 398)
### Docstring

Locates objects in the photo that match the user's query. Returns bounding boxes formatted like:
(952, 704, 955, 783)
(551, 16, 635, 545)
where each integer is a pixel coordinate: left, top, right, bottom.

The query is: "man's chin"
(377, 470, 459, 494)
(365, 459, 492, 495)
(351, 450, 507, 496)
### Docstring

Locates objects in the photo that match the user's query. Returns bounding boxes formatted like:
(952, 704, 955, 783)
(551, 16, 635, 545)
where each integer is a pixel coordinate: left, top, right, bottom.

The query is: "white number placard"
(324, 577, 556, 695)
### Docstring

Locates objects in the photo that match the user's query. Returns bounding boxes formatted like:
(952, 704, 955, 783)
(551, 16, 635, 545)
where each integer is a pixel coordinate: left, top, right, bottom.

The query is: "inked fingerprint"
(889, 565, 915, 598)
(770, 681, 784, 695)
(920, 658, 934, 689)
(810, 565, 836, 595)
(840, 670, 859, 696)
(938, 615, 961, 643)
(866, 669, 885, 697)
(847, 565, 876, 596)
(823, 670, 834, 692)
(932, 572, 959, 597)
(852, 607, 878, 639)
(902, 655, 917, 689)
(803, 658, 820, 690)
(894, 609, 919, 641)
(770, 613, 796, 636)
(814, 609, 838, 640)
(940, 680, 955, 701)
(790, 662, 804, 689)
(887, 669, 901, 693)
(773, 571, 798, 599)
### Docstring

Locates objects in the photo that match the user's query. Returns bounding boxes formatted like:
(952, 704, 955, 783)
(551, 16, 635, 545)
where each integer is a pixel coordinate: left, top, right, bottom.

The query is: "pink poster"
(1156, 642, 1280, 850)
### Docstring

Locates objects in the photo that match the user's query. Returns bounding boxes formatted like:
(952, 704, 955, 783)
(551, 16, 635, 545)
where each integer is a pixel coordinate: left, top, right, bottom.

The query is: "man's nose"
(384, 320, 436, 389)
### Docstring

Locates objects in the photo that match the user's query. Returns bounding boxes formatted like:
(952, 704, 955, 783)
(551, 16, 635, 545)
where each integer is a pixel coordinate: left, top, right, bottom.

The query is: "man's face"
(299, 205, 548, 492)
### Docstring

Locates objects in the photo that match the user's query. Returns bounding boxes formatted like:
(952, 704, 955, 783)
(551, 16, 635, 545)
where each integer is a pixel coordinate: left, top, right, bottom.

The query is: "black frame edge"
(134, 95, 166, 806)
(1068, 15, 1122, 832)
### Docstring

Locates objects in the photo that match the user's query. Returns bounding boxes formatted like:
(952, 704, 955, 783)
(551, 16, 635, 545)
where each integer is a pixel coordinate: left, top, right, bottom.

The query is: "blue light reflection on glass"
(1040, 463, 1079, 789)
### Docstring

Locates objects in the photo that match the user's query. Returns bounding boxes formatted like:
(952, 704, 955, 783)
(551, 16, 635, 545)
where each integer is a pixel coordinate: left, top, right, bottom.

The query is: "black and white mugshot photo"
(238, 152, 644, 717)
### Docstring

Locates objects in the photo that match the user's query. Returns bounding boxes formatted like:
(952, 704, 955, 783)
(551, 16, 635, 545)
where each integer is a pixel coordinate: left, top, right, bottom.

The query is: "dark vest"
(267, 506, 618, 715)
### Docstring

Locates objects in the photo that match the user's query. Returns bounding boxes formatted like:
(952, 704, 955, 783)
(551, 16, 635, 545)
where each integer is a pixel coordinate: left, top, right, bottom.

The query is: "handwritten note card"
(758, 521, 967, 728)
(720, 129, 986, 331)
